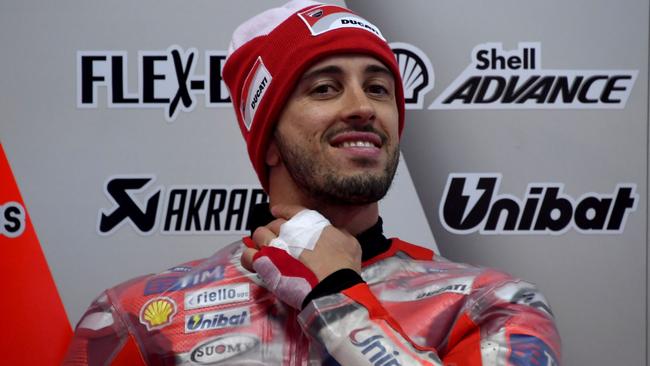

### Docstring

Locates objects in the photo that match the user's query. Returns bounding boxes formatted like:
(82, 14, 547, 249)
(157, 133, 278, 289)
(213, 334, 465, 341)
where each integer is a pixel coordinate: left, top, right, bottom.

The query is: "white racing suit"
(64, 234, 560, 365)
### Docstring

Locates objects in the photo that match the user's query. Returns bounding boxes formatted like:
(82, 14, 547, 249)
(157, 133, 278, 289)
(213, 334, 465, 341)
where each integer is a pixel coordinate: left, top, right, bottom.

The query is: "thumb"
(240, 247, 258, 273)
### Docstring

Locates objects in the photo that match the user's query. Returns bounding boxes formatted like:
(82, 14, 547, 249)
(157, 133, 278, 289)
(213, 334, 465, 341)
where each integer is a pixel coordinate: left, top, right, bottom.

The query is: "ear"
(265, 139, 280, 167)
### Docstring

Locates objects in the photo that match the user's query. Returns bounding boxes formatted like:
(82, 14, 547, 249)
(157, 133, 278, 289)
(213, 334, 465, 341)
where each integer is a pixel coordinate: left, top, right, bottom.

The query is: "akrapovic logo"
(97, 175, 267, 235)
(1, 201, 26, 238)
(440, 173, 638, 235)
(77, 46, 230, 121)
(429, 42, 638, 109)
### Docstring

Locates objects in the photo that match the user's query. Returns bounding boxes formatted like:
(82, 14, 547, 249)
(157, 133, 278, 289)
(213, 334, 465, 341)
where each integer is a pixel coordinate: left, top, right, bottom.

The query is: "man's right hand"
(241, 205, 363, 308)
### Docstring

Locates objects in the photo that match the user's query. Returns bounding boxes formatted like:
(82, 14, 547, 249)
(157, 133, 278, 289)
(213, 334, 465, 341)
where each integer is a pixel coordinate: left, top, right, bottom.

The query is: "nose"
(339, 85, 376, 126)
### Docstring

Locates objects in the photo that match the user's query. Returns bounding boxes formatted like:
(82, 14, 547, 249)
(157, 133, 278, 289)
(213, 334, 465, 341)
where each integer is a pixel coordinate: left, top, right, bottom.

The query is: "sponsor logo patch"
(139, 297, 177, 331)
(144, 266, 225, 295)
(440, 173, 638, 235)
(429, 42, 638, 109)
(1, 201, 26, 238)
(185, 283, 250, 310)
(240, 57, 272, 131)
(189, 334, 259, 364)
(349, 327, 403, 365)
(97, 175, 267, 235)
(297, 5, 384, 40)
(495, 282, 553, 317)
(185, 307, 250, 333)
(380, 276, 474, 302)
(509, 334, 559, 366)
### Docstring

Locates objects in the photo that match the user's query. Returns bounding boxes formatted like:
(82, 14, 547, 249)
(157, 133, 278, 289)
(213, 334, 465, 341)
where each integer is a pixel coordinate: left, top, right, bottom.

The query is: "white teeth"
(340, 141, 375, 148)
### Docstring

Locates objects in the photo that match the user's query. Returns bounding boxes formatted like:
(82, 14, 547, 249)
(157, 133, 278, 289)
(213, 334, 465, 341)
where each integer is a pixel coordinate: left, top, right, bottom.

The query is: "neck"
(267, 169, 379, 236)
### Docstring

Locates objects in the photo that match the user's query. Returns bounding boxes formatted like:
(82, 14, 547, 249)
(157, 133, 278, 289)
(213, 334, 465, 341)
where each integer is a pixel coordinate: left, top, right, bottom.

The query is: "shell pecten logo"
(139, 297, 177, 331)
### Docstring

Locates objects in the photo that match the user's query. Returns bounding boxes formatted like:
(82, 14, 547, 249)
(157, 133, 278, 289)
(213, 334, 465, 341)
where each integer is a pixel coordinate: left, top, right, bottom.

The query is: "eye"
(366, 83, 391, 98)
(310, 83, 339, 98)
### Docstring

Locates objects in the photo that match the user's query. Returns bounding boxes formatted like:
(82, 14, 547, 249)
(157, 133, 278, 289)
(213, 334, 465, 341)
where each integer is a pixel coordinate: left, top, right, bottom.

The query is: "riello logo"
(440, 174, 638, 235)
(429, 42, 638, 109)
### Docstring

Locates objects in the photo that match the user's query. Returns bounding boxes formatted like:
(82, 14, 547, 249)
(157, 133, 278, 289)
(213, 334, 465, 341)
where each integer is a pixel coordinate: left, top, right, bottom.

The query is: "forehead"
(299, 54, 394, 80)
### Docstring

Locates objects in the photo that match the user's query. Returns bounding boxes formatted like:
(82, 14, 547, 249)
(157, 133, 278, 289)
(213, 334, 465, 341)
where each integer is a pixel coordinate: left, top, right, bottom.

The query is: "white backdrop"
(0, 1, 647, 365)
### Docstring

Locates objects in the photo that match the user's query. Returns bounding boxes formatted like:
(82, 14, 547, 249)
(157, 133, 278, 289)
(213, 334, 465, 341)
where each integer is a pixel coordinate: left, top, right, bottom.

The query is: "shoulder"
(105, 240, 255, 317)
(383, 238, 552, 314)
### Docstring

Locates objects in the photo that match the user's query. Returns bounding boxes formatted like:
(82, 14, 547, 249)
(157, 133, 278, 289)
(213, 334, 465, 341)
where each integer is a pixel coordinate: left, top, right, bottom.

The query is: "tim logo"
(390, 42, 434, 110)
(440, 173, 638, 235)
(1, 201, 26, 238)
(429, 42, 637, 109)
(97, 175, 267, 235)
(77, 46, 230, 121)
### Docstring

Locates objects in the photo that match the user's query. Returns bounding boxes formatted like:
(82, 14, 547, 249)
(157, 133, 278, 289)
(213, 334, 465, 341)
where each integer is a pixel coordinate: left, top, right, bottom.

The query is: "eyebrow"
(300, 63, 395, 82)
(365, 64, 395, 80)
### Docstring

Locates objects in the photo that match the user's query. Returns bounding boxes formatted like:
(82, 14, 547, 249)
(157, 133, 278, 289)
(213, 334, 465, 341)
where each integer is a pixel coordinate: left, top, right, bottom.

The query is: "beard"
(274, 128, 400, 205)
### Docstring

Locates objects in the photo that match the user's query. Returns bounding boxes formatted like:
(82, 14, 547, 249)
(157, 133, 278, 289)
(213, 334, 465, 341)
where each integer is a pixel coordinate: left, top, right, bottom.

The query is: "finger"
(266, 218, 286, 236)
(251, 226, 277, 248)
(270, 204, 306, 220)
(240, 247, 258, 272)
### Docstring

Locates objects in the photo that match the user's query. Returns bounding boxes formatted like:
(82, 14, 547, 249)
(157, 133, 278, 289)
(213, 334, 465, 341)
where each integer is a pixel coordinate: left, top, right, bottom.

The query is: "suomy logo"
(189, 334, 258, 364)
(429, 42, 637, 109)
(440, 173, 638, 235)
(97, 175, 267, 235)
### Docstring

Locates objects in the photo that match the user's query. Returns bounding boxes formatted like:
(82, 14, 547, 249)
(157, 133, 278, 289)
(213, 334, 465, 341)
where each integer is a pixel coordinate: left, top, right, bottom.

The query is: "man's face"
(272, 54, 400, 205)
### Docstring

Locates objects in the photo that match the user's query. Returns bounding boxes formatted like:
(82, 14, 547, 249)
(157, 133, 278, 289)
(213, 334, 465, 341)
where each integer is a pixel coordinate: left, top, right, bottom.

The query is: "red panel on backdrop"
(0, 143, 72, 365)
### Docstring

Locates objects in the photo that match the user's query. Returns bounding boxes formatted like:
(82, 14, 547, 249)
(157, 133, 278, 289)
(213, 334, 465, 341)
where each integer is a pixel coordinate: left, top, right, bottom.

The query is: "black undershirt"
(247, 203, 392, 308)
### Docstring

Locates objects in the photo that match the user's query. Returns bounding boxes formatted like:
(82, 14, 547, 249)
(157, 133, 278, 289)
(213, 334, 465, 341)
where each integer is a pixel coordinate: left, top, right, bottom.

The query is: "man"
(64, 1, 561, 365)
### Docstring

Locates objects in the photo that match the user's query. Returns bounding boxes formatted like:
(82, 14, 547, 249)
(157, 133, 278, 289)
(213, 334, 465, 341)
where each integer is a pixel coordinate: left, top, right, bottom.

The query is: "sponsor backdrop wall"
(0, 0, 647, 365)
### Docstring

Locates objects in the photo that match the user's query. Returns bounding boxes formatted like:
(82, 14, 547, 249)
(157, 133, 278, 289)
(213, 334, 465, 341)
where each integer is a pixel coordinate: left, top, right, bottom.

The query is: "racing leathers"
(64, 215, 561, 365)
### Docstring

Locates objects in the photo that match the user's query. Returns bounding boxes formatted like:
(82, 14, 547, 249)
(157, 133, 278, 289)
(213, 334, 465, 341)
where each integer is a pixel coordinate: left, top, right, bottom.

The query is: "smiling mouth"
(329, 131, 384, 150)
(336, 140, 378, 148)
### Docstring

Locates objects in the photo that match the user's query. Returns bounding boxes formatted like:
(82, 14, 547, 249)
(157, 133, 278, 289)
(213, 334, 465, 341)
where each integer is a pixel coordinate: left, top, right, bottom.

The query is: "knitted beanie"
(222, 0, 404, 191)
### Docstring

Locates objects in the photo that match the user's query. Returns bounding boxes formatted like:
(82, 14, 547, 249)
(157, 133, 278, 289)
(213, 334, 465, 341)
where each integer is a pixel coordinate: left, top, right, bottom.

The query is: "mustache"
(323, 125, 388, 145)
